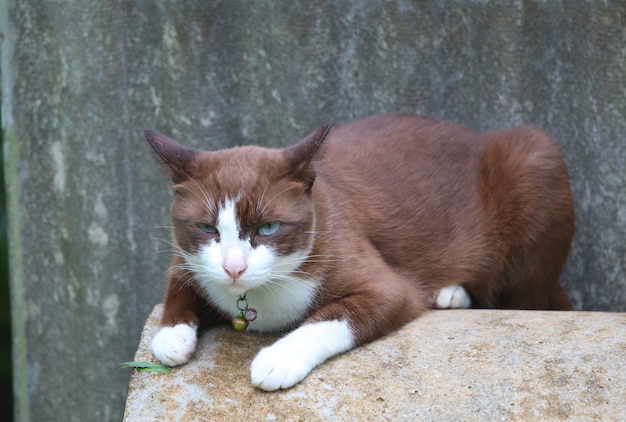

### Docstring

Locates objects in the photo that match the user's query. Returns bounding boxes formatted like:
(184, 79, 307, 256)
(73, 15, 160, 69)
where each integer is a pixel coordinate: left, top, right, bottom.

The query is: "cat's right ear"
(144, 129, 198, 184)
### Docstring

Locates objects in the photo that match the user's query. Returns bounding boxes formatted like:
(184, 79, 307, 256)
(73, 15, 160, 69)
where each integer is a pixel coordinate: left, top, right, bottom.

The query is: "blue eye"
(197, 223, 218, 234)
(258, 222, 281, 236)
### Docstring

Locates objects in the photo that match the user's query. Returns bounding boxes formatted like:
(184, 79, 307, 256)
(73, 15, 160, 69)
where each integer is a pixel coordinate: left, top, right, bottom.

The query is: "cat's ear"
(283, 122, 333, 189)
(144, 129, 199, 184)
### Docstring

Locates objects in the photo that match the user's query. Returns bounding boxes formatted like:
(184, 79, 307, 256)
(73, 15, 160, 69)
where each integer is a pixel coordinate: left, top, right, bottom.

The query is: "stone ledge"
(124, 305, 625, 421)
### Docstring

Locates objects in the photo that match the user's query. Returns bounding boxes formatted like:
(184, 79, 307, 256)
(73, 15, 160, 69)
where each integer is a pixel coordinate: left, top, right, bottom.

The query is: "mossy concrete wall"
(1, 1, 625, 421)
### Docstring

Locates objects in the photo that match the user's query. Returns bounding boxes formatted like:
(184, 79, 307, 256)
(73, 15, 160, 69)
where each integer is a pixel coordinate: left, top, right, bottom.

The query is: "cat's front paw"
(429, 285, 472, 309)
(250, 344, 314, 391)
(151, 323, 197, 367)
(250, 320, 354, 391)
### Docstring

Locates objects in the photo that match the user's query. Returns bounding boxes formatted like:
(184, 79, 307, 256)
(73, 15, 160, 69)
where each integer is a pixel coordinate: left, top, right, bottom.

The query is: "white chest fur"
(205, 275, 320, 333)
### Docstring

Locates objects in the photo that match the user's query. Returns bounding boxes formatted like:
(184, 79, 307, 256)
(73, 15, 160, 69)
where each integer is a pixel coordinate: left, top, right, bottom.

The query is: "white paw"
(151, 323, 197, 367)
(250, 320, 354, 391)
(250, 343, 313, 391)
(429, 285, 472, 309)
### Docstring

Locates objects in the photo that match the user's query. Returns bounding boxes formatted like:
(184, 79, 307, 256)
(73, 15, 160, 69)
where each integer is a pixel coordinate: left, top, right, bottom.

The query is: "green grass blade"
(120, 361, 172, 373)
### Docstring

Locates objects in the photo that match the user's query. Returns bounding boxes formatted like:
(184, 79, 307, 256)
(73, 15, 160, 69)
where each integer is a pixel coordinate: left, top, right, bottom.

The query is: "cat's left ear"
(283, 122, 333, 189)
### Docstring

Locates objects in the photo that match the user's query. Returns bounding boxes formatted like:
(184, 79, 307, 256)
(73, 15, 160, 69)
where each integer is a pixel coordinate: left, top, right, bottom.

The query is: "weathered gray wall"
(1, 1, 625, 421)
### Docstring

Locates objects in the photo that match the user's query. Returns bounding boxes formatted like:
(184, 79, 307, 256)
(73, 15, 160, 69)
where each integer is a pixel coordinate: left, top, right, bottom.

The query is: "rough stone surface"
(2, 1, 626, 421)
(124, 305, 626, 421)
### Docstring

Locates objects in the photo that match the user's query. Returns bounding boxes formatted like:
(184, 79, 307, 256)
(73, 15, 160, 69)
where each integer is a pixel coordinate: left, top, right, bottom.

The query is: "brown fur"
(145, 113, 574, 347)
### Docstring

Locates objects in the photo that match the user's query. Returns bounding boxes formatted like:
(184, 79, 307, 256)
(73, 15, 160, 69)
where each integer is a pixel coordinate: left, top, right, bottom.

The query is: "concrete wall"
(1, 1, 625, 421)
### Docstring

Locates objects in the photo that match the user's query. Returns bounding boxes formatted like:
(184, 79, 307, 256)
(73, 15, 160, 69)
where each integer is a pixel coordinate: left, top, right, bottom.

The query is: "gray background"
(2, 1, 625, 421)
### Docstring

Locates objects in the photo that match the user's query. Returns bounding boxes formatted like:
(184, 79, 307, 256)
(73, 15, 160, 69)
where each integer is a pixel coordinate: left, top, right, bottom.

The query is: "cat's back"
(316, 113, 484, 211)
(321, 113, 478, 165)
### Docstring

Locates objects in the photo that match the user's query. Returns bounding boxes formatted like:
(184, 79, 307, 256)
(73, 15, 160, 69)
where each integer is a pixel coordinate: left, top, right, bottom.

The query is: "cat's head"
(144, 124, 331, 297)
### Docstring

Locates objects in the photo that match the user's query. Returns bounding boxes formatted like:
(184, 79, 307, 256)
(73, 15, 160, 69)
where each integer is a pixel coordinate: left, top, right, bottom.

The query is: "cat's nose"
(223, 262, 247, 281)
(223, 246, 248, 281)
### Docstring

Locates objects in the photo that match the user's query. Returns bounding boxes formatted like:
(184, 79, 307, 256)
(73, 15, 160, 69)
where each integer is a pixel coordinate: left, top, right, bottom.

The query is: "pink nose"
(223, 263, 247, 281)
(223, 246, 248, 281)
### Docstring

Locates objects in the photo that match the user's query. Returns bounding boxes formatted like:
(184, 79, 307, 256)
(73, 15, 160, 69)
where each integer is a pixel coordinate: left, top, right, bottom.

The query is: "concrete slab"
(124, 305, 625, 421)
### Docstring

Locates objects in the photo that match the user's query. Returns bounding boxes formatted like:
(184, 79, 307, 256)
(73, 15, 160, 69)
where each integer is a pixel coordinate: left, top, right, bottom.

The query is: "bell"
(232, 311, 249, 332)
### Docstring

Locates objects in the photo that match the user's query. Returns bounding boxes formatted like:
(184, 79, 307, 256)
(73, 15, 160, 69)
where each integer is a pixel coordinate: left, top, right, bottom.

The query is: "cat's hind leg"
(428, 285, 472, 309)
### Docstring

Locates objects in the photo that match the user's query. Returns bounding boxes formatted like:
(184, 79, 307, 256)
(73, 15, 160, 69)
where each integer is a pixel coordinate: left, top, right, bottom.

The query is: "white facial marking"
(250, 320, 354, 391)
(195, 197, 252, 290)
(216, 198, 242, 247)
(217, 199, 250, 280)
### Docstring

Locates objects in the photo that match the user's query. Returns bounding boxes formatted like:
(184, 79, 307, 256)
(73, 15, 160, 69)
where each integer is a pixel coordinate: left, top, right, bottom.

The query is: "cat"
(144, 113, 575, 391)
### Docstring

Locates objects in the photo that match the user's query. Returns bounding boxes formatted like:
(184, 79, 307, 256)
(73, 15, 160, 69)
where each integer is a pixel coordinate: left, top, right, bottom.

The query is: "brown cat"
(144, 113, 574, 391)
